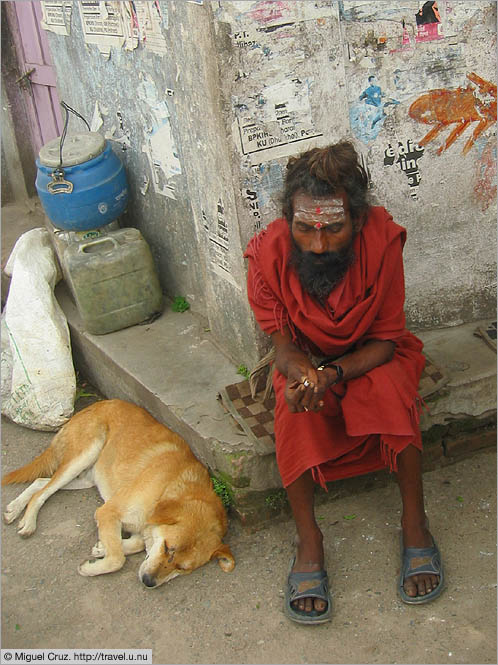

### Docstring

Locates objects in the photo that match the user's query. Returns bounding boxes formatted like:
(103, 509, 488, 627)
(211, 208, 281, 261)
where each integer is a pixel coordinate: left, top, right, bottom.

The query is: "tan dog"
(2, 399, 235, 587)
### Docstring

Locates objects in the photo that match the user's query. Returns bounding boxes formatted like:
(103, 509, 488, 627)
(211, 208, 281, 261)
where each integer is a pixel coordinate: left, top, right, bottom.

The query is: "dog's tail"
(2, 439, 60, 485)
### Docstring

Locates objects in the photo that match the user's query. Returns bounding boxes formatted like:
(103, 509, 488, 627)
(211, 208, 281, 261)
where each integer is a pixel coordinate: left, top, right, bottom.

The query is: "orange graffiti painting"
(409, 73, 496, 155)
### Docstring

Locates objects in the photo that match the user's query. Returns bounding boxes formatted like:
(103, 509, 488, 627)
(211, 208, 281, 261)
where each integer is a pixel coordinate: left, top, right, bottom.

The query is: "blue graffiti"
(350, 75, 400, 144)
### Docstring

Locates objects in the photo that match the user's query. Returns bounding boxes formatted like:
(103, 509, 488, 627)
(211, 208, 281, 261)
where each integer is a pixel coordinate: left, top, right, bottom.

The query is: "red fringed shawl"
(244, 207, 425, 488)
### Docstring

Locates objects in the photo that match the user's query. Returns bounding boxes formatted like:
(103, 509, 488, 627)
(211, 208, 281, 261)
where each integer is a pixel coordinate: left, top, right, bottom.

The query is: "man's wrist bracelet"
(317, 362, 344, 384)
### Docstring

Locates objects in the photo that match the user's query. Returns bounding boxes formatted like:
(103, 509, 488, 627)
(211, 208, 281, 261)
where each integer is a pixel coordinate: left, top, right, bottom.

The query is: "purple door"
(10, 1, 63, 155)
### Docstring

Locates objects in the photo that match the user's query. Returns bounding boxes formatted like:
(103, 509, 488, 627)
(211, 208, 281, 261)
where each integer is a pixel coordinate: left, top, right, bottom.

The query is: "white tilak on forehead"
(293, 197, 345, 229)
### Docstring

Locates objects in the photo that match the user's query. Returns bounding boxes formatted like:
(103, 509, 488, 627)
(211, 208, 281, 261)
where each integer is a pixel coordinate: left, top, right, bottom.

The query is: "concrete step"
(57, 281, 496, 523)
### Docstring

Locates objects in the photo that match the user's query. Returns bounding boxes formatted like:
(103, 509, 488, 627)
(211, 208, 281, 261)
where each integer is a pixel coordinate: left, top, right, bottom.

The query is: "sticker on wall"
(40, 1, 72, 35)
(383, 140, 425, 200)
(233, 77, 323, 164)
(409, 72, 497, 155)
(415, 1, 443, 43)
(138, 74, 181, 200)
(349, 75, 399, 144)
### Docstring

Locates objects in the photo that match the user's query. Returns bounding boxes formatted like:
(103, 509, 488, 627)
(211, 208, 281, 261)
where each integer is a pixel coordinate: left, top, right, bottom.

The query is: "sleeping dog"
(2, 399, 235, 587)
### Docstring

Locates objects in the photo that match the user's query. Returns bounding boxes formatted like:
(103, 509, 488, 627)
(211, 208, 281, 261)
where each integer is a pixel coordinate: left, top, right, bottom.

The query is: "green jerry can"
(62, 227, 163, 334)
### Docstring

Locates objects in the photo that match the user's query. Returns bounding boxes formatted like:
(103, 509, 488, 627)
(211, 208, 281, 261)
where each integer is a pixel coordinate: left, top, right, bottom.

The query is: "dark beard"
(289, 238, 356, 304)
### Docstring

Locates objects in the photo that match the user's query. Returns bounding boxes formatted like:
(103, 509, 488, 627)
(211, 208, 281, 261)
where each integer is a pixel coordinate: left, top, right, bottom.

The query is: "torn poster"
(124, 1, 169, 55)
(138, 74, 181, 200)
(40, 1, 72, 35)
(233, 77, 322, 164)
(204, 199, 240, 288)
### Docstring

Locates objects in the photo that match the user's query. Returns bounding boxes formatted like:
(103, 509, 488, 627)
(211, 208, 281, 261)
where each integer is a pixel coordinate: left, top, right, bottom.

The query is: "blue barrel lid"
(38, 132, 106, 167)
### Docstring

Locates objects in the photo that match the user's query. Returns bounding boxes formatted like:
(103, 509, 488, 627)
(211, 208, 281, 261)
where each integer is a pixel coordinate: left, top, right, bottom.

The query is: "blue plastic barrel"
(35, 132, 129, 232)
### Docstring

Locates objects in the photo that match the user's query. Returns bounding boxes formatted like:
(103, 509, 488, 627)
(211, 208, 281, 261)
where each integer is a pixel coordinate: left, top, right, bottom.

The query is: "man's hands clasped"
(284, 364, 338, 413)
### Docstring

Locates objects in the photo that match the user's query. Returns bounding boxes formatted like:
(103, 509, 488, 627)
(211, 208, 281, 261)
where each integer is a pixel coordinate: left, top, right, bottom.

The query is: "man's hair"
(282, 141, 370, 226)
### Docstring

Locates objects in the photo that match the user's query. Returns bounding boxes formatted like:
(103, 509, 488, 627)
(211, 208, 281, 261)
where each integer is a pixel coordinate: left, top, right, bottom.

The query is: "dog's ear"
(148, 499, 182, 525)
(210, 542, 235, 572)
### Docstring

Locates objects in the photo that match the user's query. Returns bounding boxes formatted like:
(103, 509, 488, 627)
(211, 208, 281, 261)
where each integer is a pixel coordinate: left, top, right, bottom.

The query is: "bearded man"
(244, 141, 444, 625)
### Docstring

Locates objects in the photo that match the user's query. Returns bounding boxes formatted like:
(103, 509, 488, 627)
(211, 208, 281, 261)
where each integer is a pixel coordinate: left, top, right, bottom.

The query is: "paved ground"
(1, 411, 496, 665)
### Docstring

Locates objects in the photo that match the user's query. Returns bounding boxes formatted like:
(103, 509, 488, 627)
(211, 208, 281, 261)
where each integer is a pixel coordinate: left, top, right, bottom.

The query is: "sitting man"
(244, 141, 443, 624)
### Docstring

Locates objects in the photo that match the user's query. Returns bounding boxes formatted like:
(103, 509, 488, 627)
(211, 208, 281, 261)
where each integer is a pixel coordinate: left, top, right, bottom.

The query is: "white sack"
(1, 228, 76, 430)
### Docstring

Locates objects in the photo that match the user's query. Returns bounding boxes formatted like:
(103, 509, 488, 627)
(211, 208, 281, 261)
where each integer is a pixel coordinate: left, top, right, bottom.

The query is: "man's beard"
(289, 238, 356, 304)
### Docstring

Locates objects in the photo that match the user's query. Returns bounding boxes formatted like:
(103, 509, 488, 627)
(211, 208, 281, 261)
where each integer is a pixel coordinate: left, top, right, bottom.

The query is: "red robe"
(244, 207, 425, 488)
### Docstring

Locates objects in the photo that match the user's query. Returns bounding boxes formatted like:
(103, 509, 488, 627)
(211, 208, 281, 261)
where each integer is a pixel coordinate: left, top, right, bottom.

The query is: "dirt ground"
(1, 412, 496, 665)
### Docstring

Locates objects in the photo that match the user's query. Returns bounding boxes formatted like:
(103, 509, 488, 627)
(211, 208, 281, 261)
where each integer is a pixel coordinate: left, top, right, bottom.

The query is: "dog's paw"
(91, 541, 106, 558)
(17, 516, 36, 537)
(79, 559, 100, 576)
(3, 503, 22, 524)
(79, 556, 124, 576)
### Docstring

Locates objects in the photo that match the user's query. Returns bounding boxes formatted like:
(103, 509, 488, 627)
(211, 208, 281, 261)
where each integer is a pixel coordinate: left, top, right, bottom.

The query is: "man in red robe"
(244, 142, 443, 624)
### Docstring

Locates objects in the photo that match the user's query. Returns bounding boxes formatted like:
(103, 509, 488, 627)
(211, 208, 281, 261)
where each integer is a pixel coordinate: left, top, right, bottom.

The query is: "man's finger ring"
(304, 406, 309, 411)
(303, 379, 310, 387)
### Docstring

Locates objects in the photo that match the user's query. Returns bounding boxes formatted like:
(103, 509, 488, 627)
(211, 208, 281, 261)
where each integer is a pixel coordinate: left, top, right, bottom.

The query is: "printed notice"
(233, 78, 322, 164)
(79, 1, 126, 55)
(40, 1, 72, 35)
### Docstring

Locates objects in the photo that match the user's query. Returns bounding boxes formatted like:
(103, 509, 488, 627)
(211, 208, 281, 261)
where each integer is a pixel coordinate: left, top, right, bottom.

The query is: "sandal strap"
(402, 544, 442, 579)
(287, 569, 330, 603)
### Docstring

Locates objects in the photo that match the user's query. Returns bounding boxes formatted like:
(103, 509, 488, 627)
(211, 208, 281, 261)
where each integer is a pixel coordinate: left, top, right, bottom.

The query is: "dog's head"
(138, 499, 235, 588)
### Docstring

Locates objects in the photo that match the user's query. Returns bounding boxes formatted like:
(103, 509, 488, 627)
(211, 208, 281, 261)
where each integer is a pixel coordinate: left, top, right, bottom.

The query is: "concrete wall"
(39, 1, 496, 365)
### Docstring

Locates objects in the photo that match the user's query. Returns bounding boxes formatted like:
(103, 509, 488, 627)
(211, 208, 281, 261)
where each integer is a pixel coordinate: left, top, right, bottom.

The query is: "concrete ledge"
(58, 281, 496, 524)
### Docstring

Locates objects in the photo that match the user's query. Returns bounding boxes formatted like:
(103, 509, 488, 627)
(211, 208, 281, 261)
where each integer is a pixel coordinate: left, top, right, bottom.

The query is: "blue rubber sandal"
(398, 535, 444, 604)
(284, 557, 332, 624)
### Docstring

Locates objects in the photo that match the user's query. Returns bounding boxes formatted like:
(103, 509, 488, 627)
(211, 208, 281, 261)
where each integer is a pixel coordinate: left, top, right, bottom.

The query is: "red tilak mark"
(315, 207, 321, 214)
(314, 222, 324, 230)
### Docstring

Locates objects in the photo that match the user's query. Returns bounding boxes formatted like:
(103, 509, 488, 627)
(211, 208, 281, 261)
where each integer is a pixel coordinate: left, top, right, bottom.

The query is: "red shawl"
(244, 207, 425, 488)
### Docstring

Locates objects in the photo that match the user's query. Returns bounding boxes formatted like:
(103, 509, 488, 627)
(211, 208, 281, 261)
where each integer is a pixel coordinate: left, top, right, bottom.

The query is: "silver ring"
(303, 379, 310, 387)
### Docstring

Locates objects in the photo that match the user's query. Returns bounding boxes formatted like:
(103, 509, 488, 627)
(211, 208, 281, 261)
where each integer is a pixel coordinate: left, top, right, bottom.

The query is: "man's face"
(290, 190, 356, 302)
(291, 191, 354, 256)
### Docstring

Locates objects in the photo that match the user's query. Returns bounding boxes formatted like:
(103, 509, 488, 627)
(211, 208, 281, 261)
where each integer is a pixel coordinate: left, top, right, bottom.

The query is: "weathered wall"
(39, 0, 496, 366)
(44, 1, 261, 365)
(212, 0, 497, 331)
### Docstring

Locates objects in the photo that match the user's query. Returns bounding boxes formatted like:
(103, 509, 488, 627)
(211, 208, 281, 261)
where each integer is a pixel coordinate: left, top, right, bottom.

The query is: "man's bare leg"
(286, 470, 327, 614)
(396, 444, 440, 597)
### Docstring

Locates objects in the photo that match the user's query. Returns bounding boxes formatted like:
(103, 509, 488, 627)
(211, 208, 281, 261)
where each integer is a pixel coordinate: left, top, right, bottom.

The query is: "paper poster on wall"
(138, 74, 181, 200)
(414, 1, 443, 43)
(125, 1, 169, 54)
(203, 200, 240, 288)
(233, 77, 322, 165)
(40, 1, 72, 35)
(78, 1, 126, 56)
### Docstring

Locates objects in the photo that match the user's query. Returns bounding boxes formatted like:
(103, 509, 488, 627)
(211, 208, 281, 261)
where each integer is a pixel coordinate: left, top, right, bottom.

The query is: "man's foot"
(400, 522, 443, 602)
(290, 533, 328, 614)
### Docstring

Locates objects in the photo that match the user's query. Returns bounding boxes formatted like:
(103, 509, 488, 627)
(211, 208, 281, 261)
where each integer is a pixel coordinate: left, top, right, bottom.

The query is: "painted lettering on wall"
(384, 140, 425, 200)
(409, 72, 496, 155)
